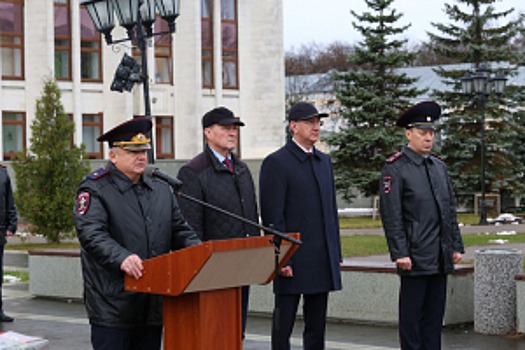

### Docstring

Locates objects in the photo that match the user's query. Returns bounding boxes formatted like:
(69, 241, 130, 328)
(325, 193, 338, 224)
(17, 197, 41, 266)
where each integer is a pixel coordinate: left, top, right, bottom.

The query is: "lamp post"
(80, 0, 180, 163)
(461, 64, 507, 225)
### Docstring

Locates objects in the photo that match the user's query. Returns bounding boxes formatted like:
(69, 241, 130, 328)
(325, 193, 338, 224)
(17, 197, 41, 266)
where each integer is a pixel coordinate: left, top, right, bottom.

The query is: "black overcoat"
(177, 145, 260, 241)
(0, 166, 17, 244)
(259, 141, 342, 294)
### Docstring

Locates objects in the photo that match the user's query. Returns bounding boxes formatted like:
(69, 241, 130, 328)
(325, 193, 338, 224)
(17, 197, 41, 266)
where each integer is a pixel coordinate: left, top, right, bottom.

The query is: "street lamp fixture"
(82, 0, 179, 44)
(80, 0, 180, 162)
(460, 64, 507, 225)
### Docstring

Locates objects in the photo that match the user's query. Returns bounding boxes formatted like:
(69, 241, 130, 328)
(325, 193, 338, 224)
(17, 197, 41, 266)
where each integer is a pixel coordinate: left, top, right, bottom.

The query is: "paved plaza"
(1, 282, 525, 349)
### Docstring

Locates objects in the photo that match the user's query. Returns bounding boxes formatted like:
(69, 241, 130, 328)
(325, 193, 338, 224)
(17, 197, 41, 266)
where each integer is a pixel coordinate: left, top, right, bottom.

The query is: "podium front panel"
(185, 243, 295, 293)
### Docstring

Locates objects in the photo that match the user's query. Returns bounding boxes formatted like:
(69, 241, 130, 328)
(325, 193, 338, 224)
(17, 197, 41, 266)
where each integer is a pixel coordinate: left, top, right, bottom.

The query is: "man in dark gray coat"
(260, 102, 342, 350)
(0, 165, 17, 322)
(380, 101, 464, 350)
(74, 118, 201, 350)
(177, 106, 260, 339)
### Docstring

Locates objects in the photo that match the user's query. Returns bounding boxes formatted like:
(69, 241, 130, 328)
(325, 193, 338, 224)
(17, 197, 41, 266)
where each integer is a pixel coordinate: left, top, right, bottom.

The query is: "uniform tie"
(223, 158, 234, 172)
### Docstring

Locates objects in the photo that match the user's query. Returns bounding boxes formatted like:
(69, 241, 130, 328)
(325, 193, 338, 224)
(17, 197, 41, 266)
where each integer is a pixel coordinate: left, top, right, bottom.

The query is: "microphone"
(144, 165, 183, 190)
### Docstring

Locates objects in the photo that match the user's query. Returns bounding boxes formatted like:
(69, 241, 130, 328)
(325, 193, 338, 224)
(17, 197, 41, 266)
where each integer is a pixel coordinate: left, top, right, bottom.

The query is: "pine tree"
(12, 78, 90, 243)
(428, 0, 525, 208)
(326, 0, 426, 202)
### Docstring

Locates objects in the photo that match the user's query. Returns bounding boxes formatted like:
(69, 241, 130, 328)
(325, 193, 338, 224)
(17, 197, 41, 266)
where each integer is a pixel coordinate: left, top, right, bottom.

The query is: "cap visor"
(217, 118, 245, 126)
(121, 144, 152, 151)
(408, 124, 435, 130)
(292, 113, 329, 121)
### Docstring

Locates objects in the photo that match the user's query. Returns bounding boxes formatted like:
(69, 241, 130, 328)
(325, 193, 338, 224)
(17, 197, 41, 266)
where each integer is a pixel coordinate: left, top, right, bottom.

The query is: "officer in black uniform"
(0, 165, 17, 323)
(74, 117, 201, 350)
(379, 101, 465, 350)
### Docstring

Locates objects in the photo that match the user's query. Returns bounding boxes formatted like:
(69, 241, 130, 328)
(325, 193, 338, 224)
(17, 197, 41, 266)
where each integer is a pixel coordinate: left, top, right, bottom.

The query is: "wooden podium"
(125, 234, 299, 350)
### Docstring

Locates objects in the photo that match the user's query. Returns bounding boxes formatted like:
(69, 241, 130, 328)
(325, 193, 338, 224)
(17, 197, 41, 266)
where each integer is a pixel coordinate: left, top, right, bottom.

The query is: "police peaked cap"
(396, 101, 441, 130)
(97, 117, 152, 150)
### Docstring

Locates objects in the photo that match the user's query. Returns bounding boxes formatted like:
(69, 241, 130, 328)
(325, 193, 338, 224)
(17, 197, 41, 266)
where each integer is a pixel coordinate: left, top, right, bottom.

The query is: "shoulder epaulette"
(86, 168, 109, 180)
(431, 153, 444, 162)
(386, 151, 403, 163)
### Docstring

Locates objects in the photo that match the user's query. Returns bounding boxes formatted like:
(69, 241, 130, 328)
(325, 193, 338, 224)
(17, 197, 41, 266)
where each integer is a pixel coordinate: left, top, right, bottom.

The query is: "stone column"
(474, 248, 523, 334)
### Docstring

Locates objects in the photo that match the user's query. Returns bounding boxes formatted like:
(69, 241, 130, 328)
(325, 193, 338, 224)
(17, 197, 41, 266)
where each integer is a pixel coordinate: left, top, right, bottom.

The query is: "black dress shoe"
(0, 313, 14, 322)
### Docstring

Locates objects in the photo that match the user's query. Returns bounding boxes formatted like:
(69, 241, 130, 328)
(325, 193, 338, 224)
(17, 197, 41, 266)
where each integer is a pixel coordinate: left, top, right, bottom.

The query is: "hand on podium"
(121, 254, 144, 280)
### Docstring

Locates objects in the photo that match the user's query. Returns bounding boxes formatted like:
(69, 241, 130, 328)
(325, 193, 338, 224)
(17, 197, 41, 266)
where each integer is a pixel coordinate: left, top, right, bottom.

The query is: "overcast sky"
(283, 0, 524, 50)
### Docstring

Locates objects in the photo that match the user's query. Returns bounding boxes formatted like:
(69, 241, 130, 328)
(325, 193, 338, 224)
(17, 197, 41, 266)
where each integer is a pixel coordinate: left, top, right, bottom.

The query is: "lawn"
(342, 232, 525, 258)
(339, 213, 481, 229)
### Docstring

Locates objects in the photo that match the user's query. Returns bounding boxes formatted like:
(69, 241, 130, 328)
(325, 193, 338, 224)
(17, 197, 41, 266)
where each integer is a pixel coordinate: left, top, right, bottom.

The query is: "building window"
(154, 16, 173, 84)
(2, 112, 25, 160)
(201, 0, 213, 88)
(155, 116, 174, 159)
(55, 0, 72, 80)
(82, 114, 103, 159)
(80, 6, 102, 81)
(0, 0, 24, 79)
(221, 0, 238, 89)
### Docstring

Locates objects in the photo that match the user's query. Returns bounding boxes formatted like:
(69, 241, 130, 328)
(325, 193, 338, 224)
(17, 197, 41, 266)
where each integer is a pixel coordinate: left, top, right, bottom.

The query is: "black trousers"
(241, 285, 249, 338)
(271, 292, 328, 350)
(91, 325, 162, 350)
(399, 274, 447, 350)
(0, 244, 4, 312)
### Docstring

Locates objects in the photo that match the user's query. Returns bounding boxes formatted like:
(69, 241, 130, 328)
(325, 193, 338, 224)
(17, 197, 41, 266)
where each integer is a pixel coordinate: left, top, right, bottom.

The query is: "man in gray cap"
(74, 117, 201, 350)
(177, 106, 260, 340)
(259, 102, 342, 350)
(380, 101, 464, 350)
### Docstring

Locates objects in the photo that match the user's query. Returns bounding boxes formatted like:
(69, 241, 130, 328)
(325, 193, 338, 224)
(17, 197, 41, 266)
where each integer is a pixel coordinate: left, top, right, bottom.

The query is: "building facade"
(0, 0, 286, 161)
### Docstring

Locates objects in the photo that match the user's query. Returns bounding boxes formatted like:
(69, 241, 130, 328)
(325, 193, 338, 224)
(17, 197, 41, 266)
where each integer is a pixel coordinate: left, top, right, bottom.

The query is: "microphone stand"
(171, 189, 301, 284)
(174, 190, 301, 245)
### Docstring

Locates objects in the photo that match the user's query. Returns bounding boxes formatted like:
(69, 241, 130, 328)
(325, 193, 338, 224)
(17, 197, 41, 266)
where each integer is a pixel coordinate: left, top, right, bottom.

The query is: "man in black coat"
(380, 101, 464, 350)
(0, 165, 17, 322)
(260, 102, 342, 350)
(74, 118, 201, 350)
(177, 106, 260, 338)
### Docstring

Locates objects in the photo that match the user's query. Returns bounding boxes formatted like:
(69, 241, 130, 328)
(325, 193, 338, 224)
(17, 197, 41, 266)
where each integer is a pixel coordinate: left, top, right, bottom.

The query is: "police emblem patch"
(76, 192, 91, 215)
(383, 176, 392, 194)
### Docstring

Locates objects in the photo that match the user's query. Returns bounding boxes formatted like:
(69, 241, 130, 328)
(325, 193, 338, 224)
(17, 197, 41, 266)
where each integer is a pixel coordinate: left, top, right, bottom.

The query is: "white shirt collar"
(208, 145, 231, 163)
(292, 138, 313, 154)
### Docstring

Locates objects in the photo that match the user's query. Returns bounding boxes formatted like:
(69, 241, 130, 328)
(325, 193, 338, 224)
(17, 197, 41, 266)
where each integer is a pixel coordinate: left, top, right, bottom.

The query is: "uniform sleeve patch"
(76, 192, 91, 215)
(382, 176, 392, 194)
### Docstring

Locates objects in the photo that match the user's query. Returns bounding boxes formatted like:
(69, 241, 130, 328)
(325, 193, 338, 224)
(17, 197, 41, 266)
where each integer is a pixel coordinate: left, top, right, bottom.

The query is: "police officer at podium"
(74, 117, 201, 350)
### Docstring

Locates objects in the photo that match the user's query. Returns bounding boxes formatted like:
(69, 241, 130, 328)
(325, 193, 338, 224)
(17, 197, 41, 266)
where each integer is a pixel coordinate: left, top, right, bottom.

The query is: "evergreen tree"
(428, 0, 525, 208)
(326, 0, 426, 202)
(12, 78, 90, 243)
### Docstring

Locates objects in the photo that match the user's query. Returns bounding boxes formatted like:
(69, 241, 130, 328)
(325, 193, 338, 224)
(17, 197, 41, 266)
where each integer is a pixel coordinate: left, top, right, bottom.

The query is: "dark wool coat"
(380, 146, 465, 276)
(74, 162, 201, 328)
(177, 146, 260, 241)
(0, 166, 17, 245)
(259, 141, 342, 295)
